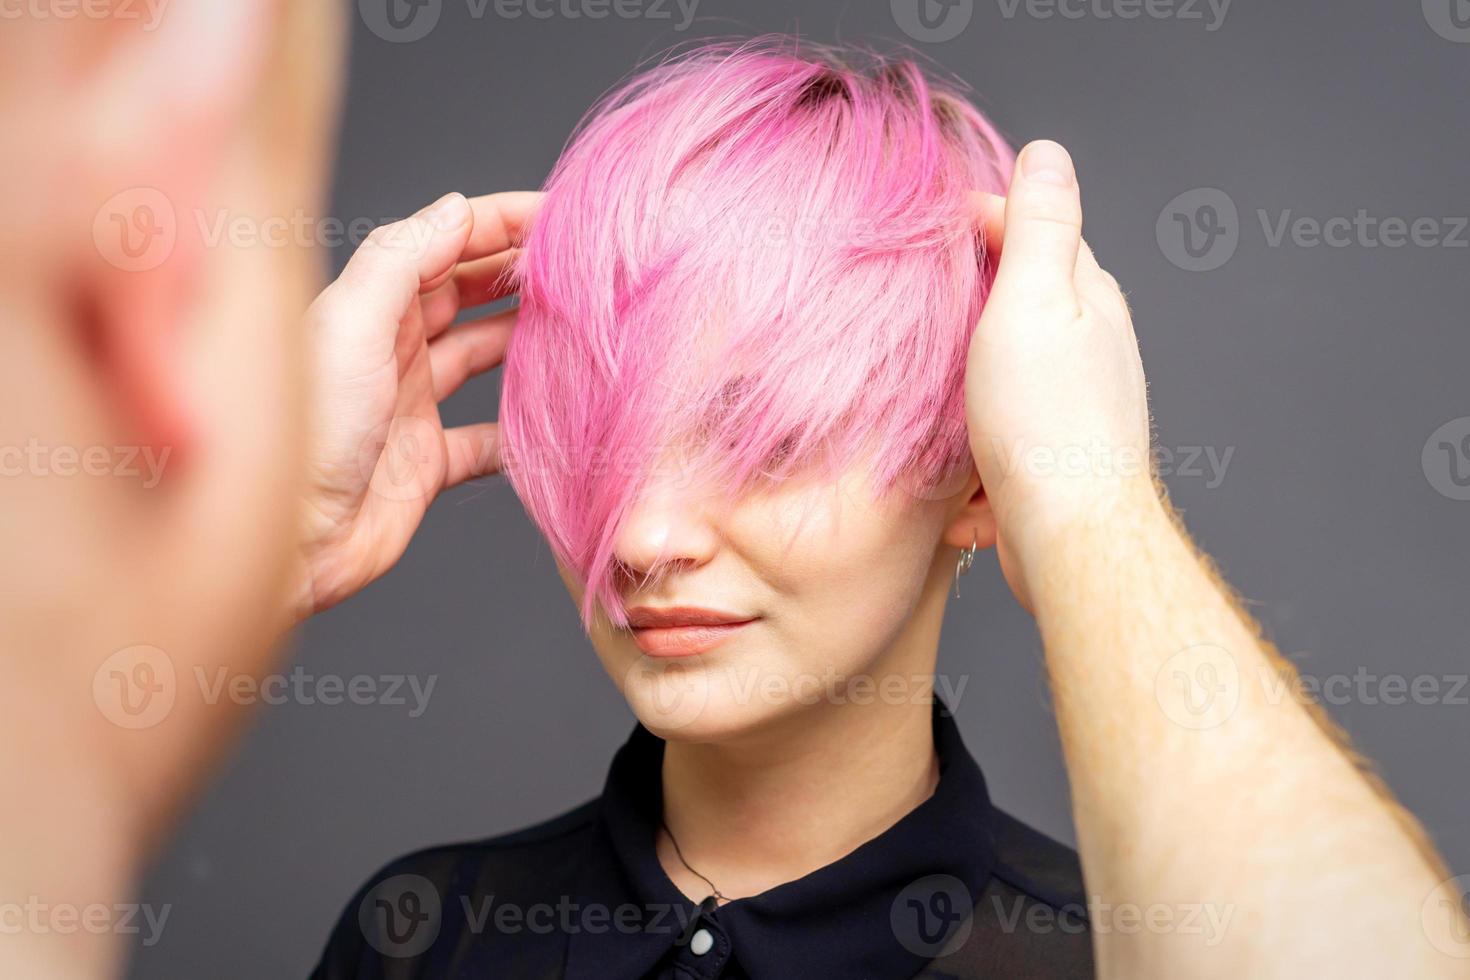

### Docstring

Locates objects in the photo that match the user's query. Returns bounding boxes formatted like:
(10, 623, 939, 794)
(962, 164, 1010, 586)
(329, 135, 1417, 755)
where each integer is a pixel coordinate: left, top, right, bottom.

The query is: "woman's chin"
(619, 665, 805, 744)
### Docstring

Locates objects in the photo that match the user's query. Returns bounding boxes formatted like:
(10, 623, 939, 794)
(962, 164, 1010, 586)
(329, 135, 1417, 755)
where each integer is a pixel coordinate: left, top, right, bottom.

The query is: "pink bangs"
(500, 37, 1015, 631)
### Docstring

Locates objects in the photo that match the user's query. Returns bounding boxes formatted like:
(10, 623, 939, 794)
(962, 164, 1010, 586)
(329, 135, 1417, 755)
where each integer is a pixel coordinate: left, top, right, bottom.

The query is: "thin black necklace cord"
(660, 819, 730, 905)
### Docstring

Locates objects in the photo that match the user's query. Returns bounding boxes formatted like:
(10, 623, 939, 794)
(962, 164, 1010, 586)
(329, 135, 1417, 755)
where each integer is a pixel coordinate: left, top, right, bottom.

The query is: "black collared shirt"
(311, 702, 1093, 979)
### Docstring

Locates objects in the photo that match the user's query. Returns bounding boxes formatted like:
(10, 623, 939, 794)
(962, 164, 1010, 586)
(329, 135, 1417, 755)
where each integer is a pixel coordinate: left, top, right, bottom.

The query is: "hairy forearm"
(1025, 482, 1465, 978)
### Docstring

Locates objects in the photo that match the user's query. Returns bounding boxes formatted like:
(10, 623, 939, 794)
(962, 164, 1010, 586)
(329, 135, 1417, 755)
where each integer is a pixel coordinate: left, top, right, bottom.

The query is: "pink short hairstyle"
(500, 38, 1014, 631)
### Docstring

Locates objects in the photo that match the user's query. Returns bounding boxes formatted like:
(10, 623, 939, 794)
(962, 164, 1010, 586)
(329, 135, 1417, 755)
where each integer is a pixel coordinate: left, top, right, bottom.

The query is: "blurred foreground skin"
(0, 7, 1466, 980)
(0, 0, 343, 975)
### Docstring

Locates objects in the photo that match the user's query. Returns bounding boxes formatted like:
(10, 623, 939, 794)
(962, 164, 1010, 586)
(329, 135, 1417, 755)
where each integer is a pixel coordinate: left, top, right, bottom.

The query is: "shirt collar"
(565, 699, 998, 979)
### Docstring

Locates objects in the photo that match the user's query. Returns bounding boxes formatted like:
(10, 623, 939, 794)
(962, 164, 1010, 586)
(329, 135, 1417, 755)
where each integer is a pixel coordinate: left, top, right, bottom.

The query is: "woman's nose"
(611, 479, 722, 579)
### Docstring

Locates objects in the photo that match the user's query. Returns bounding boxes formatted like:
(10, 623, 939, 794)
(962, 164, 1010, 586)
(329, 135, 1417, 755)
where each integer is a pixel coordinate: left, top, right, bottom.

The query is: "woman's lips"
(630, 620, 756, 657)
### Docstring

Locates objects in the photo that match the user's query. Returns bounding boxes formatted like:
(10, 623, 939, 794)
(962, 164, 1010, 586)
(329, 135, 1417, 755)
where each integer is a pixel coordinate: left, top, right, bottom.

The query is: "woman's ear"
(941, 466, 998, 553)
(72, 0, 281, 464)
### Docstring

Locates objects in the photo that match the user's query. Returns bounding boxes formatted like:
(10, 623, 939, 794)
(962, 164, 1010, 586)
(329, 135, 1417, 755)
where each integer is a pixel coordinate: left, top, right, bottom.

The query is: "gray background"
(130, 0, 1469, 975)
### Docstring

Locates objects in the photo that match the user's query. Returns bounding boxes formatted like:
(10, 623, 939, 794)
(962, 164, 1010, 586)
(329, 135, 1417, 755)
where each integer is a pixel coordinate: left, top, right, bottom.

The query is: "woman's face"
(560, 455, 977, 742)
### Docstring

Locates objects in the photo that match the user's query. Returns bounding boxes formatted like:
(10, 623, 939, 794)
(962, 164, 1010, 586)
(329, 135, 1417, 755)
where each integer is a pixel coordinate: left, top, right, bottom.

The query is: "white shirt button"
(689, 927, 714, 956)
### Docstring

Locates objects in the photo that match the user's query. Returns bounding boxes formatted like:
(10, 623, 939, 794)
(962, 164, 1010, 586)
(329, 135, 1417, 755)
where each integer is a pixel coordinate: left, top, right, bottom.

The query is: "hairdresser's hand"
(294, 191, 542, 620)
(966, 141, 1154, 601)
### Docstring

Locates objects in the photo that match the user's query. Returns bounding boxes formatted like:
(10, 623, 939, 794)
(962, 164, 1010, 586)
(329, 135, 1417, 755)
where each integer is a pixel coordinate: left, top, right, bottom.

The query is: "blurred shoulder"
(366, 797, 601, 891)
(989, 806, 1089, 917)
(919, 808, 1093, 980)
(308, 798, 601, 979)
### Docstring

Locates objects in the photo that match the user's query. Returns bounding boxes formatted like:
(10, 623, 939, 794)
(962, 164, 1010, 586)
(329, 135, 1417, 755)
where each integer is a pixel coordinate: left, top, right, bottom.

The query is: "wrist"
(999, 472, 1168, 596)
(288, 555, 317, 625)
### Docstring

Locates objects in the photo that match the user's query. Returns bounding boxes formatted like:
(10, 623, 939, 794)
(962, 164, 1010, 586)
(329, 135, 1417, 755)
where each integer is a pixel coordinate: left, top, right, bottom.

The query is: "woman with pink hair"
(6, 7, 1459, 977)
(306, 36, 1461, 980)
(318, 40, 1089, 979)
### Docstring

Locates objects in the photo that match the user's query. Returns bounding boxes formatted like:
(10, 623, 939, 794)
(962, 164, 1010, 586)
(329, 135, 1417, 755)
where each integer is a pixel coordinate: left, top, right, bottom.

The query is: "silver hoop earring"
(952, 528, 979, 599)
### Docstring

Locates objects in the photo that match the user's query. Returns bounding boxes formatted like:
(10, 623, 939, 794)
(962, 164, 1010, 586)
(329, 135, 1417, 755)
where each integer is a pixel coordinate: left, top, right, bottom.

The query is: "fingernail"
(1021, 141, 1075, 186)
(425, 192, 468, 231)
